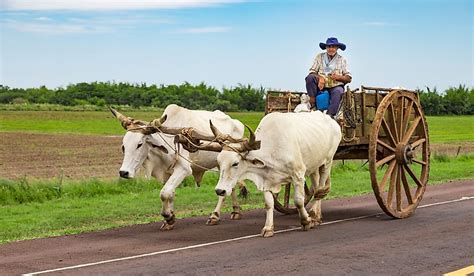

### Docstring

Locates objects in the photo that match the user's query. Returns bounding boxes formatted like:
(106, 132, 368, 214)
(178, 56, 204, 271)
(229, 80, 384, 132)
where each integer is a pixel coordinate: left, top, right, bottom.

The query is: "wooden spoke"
(382, 118, 398, 147)
(284, 184, 291, 208)
(387, 163, 399, 207)
(396, 166, 402, 211)
(402, 100, 414, 138)
(376, 154, 395, 168)
(273, 181, 314, 215)
(404, 163, 423, 187)
(410, 138, 426, 149)
(388, 104, 400, 143)
(380, 160, 397, 192)
(400, 166, 414, 205)
(412, 158, 427, 165)
(377, 139, 396, 152)
(398, 97, 405, 141)
(402, 116, 422, 144)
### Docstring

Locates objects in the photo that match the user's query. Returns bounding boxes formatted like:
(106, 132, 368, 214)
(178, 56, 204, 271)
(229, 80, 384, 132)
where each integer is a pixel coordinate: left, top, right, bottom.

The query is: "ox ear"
(247, 157, 265, 168)
(145, 136, 169, 154)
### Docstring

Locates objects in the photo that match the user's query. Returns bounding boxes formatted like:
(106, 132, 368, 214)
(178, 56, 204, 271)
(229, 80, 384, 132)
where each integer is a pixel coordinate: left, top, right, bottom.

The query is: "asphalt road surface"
(1, 180, 473, 275)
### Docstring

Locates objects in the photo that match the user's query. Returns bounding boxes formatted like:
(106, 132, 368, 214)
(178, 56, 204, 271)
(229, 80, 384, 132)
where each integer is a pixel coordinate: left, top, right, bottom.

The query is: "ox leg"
(261, 191, 275, 237)
(307, 163, 332, 227)
(230, 183, 243, 220)
(207, 196, 225, 225)
(293, 178, 312, 231)
(160, 168, 191, 231)
(207, 183, 243, 225)
(207, 185, 243, 225)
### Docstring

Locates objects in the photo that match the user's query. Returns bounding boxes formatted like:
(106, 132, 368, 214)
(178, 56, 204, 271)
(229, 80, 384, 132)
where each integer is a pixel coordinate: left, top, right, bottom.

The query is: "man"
(305, 37, 352, 117)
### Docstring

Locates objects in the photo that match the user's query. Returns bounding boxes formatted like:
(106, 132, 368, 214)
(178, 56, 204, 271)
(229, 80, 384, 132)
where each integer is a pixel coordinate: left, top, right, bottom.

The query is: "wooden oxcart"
(265, 86, 430, 218)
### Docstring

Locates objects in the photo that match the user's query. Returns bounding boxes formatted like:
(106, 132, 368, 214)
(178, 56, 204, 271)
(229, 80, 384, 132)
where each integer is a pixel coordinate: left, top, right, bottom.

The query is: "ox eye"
(232, 162, 239, 167)
(136, 143, 143, 149)
(121, 145, 125, 153)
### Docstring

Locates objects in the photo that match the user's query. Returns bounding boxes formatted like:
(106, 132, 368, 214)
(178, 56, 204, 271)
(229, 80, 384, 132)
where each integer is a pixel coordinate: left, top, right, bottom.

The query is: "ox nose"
(119, 170, 130, 178)
(215, 189, 226, 196)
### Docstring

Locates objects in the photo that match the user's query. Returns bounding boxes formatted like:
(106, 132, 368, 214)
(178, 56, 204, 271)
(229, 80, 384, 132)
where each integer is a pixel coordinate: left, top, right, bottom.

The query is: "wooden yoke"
(150, 118, 256, 153)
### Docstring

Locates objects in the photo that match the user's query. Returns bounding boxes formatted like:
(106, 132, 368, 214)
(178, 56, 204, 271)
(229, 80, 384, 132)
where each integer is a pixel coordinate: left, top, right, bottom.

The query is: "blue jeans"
(305, 73, 344, 116)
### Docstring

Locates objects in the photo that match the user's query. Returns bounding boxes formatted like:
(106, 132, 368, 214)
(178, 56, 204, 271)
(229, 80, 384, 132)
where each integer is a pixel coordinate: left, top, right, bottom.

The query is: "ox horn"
(149, 114, 168, 129)
(243, 125, 261, 151)
(109, 106, 134, 130)
(209, 120, 222, 138)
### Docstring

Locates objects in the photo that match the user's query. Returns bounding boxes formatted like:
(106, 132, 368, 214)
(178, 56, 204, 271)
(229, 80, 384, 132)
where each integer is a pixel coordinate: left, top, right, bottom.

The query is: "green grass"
(0, 110, 263, 136)
(426, 116, 474, 143)
(1, 155, 472, 244)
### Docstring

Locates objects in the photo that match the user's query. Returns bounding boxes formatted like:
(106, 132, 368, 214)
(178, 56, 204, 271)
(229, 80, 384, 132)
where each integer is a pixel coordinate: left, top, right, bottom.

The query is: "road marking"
(23, 196, 474, 275)
(444, 265, 474, 276)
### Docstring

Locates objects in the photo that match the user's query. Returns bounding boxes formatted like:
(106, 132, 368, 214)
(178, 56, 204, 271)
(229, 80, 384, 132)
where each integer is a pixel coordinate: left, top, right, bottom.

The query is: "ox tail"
(314, 185, 330, 200)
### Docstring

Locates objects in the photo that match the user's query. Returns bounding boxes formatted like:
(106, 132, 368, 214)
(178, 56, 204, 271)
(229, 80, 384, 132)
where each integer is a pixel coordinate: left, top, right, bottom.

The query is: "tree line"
(0, 82, 472, 115)
(0, 82, 266, 112)
(418, 85, 473, 115)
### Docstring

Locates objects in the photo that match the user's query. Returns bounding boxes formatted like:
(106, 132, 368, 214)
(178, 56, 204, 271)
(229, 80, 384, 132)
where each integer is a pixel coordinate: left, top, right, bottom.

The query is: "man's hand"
(318, 76, 325, 90)
(329, 73, 340, 81)
(329, 73, 352, 84)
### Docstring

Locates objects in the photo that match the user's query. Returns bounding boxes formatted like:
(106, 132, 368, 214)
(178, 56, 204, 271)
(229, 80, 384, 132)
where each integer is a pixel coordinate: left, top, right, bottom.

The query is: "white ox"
(210, 111, 341, 237)
(110, 104, 246, 230)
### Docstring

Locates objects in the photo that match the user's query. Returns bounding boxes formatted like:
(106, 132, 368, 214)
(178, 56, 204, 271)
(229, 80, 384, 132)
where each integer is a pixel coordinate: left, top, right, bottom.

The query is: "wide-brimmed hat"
(319, 37, 346, 51)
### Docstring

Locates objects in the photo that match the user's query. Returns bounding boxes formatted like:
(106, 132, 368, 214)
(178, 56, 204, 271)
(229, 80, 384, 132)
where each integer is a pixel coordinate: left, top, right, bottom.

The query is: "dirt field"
(0, 132, 123, 180)
(0, 132, 473, 180)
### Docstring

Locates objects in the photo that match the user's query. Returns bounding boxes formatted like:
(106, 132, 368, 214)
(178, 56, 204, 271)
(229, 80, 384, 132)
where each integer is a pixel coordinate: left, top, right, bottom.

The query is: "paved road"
(1, 180, 473, 275)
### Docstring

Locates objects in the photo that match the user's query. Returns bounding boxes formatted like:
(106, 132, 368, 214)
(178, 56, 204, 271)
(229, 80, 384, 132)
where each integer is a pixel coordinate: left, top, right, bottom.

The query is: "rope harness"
(340, 90, 357, 142)
(153, 130, 218, 172)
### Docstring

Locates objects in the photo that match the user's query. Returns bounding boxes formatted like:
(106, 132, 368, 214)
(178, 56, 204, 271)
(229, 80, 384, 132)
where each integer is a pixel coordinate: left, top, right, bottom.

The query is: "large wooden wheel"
(369, 90, 430, 218)
(273, 182, 313, 215)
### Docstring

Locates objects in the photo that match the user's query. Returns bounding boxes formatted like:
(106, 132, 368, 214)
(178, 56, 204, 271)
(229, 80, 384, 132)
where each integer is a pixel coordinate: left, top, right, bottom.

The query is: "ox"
(207, 111, 341, 237)
(110, 104, 246, 230)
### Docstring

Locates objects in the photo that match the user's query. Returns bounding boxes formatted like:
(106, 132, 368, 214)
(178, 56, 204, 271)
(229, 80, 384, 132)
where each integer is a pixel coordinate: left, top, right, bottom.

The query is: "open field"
(0, 110, 472, 142)
(0, 111, 473, 180)
(0, 111, 473, 243)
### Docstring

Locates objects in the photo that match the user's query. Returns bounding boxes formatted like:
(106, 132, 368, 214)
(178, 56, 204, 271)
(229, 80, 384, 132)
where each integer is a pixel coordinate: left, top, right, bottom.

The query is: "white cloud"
(363, 22, 388, 26)
(67, 16, 173, 25)
(2, 0, 247, 11)
(34, 16, 53, 21)
(176, 26, 230, 33)
(5, 21, 112, 34)
(2, 15, 172, 35)
(362, 21, 401, 27)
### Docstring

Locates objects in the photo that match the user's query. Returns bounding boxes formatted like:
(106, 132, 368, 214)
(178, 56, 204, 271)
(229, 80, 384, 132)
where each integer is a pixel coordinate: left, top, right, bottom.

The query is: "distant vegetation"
(419, 85, 473, 115)
(0, 82, 266, 112)
(0, 82, 472, 114)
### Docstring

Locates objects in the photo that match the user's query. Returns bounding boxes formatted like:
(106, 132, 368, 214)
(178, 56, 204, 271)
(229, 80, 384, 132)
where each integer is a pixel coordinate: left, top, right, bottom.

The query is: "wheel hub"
(395, 143, 413, 164)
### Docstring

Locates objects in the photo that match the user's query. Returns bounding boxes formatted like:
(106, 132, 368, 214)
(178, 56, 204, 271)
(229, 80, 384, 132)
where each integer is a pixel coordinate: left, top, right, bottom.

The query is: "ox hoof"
(230, 212, 242, 220)
(301, 219, 312, 231)
(206, 217, 220, 225)
(261, 227, 274, 238)
(160, 221, 175, 231)
(301, 224, 311, 231)
(206, 212, 220, 225)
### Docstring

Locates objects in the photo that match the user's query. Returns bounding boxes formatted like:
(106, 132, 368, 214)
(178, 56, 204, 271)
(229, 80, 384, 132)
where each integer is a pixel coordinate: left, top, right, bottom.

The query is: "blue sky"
(1, 0, 472, 92)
